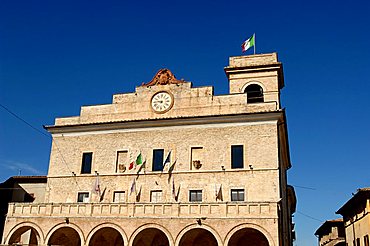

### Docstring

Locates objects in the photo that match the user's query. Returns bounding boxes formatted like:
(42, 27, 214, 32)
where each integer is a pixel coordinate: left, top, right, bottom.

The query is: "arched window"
(245, 84, 264, 103)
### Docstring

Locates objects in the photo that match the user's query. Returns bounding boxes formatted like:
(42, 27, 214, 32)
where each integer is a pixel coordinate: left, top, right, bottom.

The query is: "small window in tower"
(245, 84, 264, 103)
(150, 190, 162, 202)
(113, 191, 126, 203)
(77, 192, 90, 203)
(152, 149, 164, 171)
(116, 151, 128, 173)
(81, 152, 93, 174)
(231, 189, 245, 201)
(189, 190, 202, 202)
(231, 145, 244, 169)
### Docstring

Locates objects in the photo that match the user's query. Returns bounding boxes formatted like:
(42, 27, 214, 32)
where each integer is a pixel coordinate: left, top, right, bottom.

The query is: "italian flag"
(136, 153, 143, 165)
(241, 34, 255, 52)
(128, 161, 135, 170)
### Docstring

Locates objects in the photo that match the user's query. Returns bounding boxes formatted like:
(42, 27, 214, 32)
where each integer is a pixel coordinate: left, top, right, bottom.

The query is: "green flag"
(242, 33, 255, 52)
(136, 153, 143, 165)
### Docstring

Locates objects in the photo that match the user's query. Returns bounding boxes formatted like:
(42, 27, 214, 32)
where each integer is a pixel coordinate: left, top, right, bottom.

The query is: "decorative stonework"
(142, 69, 184, 86)
(193, 160, 202, 169)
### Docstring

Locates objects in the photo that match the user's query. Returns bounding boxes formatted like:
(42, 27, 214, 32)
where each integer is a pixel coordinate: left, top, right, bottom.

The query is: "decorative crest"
(142, 69, 184, 86)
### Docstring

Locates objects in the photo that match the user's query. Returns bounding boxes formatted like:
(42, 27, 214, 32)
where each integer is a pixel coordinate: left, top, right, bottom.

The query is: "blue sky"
(0, 1, 369, 245)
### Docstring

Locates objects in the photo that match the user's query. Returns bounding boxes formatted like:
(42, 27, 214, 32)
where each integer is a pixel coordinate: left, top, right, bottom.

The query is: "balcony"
(8, 201, 278, 219)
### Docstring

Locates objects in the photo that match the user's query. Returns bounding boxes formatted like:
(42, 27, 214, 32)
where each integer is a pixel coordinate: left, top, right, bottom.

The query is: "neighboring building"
(1, 53, 296, 246)
(0, 176, 47, 242)
(336, 188, 370, 246)
(315, 219, 345, 246)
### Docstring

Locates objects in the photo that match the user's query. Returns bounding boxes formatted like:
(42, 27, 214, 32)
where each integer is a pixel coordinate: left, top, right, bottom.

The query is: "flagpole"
(254, 33, 256, 55)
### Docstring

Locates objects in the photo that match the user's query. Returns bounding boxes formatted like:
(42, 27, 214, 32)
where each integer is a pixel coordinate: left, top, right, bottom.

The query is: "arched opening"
(8, 226, 40, 245)
(133, 228, 169, 246)
(179, 228, 217, 246)
(89, 227, 124, 246)
(228, 228, 269, 246)
(48, 227, 81, 246)
(245, 84, 264, 103)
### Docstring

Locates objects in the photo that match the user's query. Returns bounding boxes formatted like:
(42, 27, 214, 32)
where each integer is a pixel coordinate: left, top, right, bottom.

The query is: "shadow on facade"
(133, 228, 169, 246)
(0, 176, 46, 238)
(8, 226, 39, 245)
(48, 227, 81, 246)
(89, 227, 124, 246)
(228, 228, 269, 246)
(179, 228, 218, 246)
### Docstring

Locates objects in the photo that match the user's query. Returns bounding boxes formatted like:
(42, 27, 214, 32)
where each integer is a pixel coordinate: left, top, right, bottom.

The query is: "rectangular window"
(189, 190, 202, 202)
(364, 235, 369, 246)
(231, 189, 245, 201)
(113, 191, 126, 203)
(150, 190, 162, 202)
(77, 192, 89, 203)
(231, 145, 244, 169)
(81, 152, 93, 174)
(116, 151, 128, 173)
(152, 149, 164, 171)
(357, 238, 361, 246)
(191, 147, 203, 170)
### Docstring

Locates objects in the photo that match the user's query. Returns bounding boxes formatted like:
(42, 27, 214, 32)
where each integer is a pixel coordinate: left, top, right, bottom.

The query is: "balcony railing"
(8, 201, 278, 219)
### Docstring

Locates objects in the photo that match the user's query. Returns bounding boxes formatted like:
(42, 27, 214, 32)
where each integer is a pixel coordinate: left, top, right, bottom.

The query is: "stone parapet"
(8, 201, 278, 219)
(53, 96, 278, 126)
(227, 53, 279, 67)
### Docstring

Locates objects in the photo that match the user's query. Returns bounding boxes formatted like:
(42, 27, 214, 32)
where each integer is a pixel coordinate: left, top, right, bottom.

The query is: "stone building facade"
(0, 176, 47, 241)
(336, 188, 370, 246)
(1, 53, 296, 246)
(315, 219, 345, 246)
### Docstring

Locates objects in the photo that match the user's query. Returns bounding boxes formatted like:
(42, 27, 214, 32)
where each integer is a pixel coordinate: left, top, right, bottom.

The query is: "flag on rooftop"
(241, 33, 255, 53)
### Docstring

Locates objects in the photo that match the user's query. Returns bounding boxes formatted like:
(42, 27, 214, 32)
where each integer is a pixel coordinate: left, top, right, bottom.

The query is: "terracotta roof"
(1, 176, 47, 185)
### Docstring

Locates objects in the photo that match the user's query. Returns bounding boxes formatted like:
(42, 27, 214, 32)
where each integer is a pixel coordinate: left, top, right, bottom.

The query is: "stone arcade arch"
(47, 226, 82, 246)
(132, 227, 170, 246)
(225, 224, 274, 246)
(88, 226, 125, 246)
(227, 228, 269, 246)
(178, 228, 218, 246)
(6, 223, 42, 245)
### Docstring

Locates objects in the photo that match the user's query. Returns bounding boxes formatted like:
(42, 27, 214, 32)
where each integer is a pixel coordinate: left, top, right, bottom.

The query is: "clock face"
(151, 91, 174, 113)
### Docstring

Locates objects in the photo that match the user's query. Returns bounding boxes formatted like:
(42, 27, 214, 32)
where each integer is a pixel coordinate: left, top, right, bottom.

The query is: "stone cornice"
(224, 63, 284, 89)
(44, 111, 285, 134)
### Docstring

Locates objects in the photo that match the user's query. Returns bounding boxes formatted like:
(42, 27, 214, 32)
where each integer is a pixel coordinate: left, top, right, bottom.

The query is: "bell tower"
(224, 52, 285, 109)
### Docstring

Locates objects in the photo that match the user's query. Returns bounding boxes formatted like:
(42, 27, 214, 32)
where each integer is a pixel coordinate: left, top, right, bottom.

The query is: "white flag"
(93, 175, 101, 196)
(130, 178, 136, 195)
